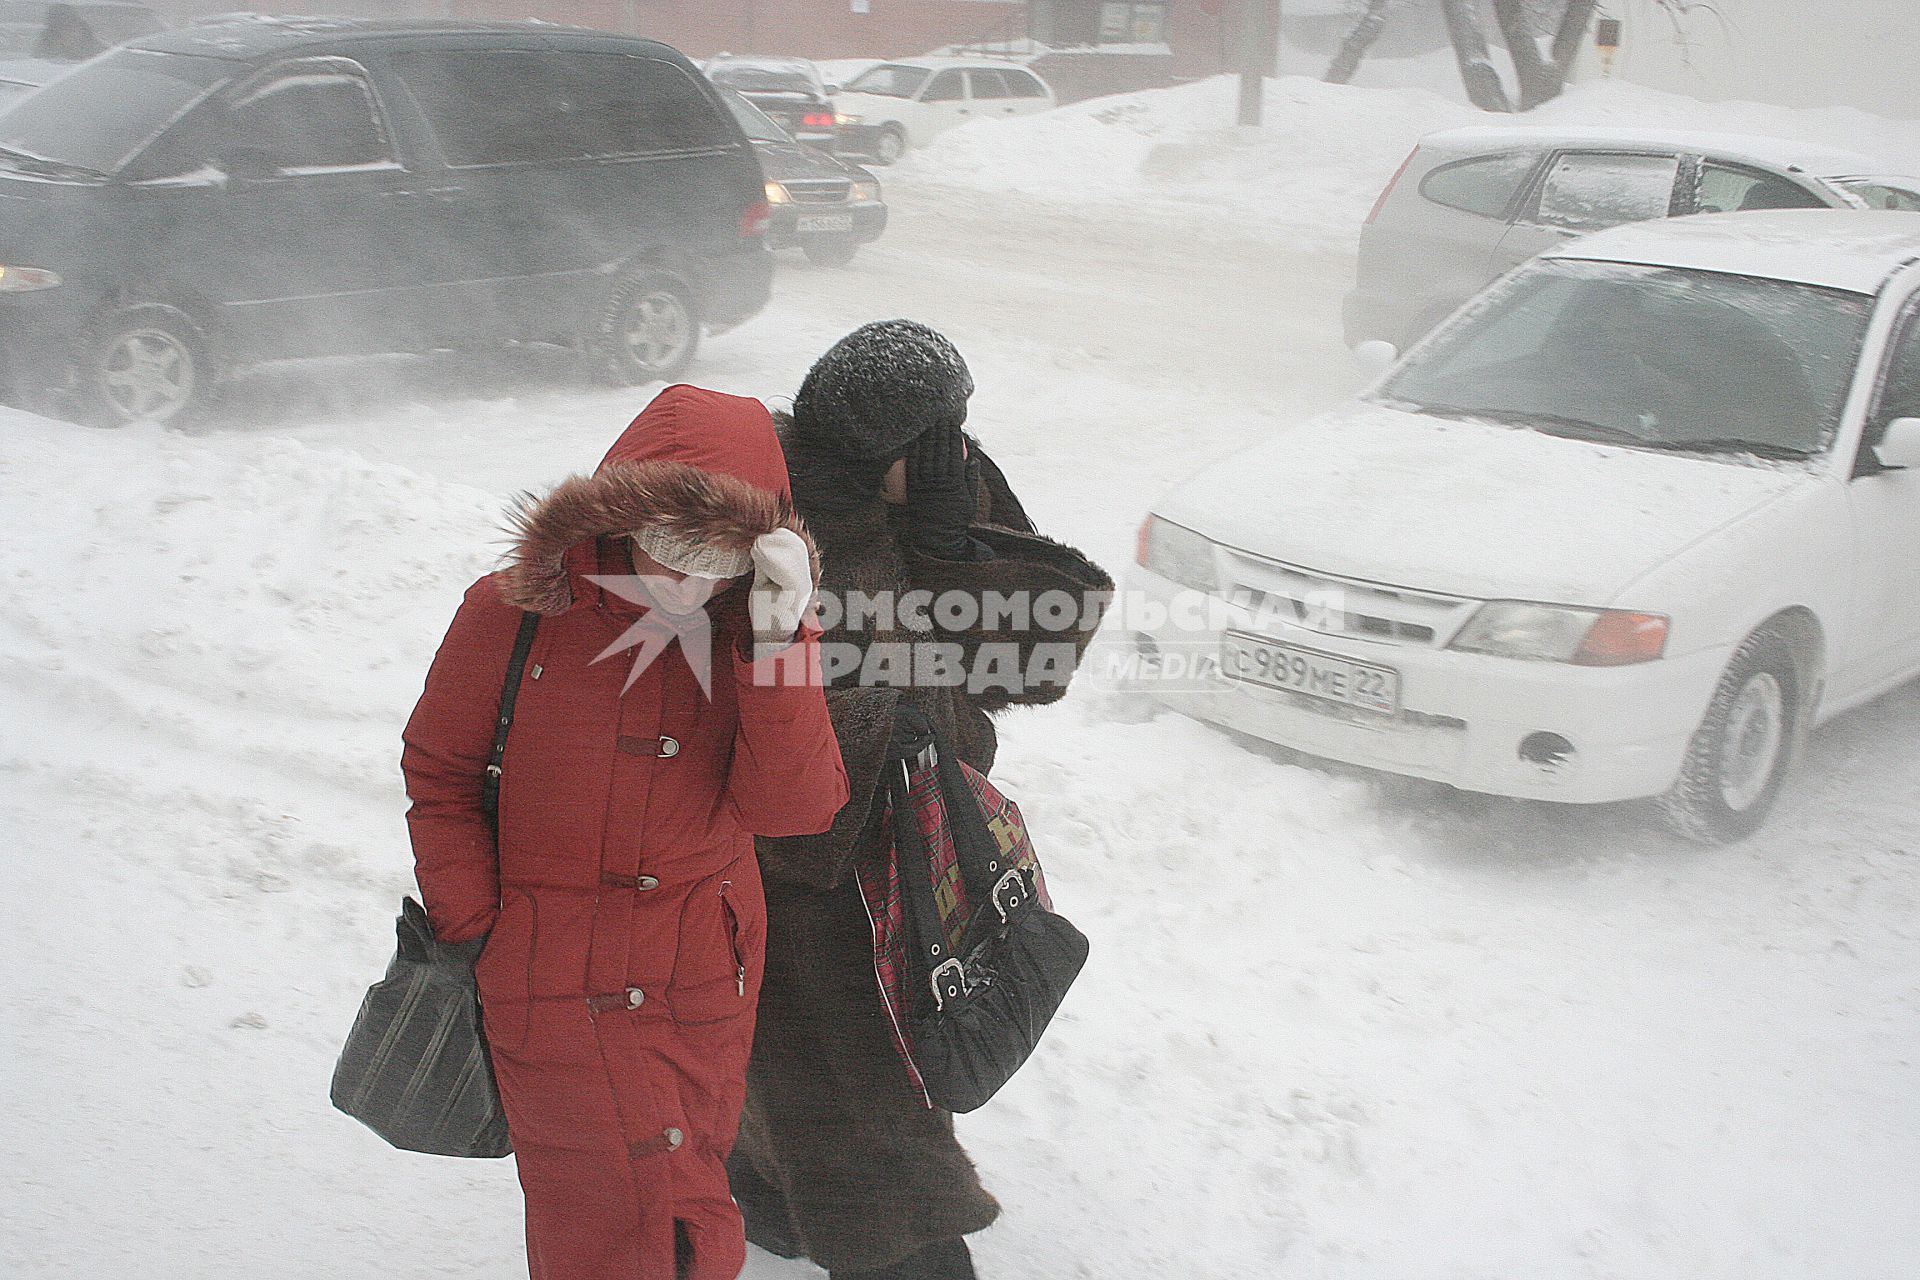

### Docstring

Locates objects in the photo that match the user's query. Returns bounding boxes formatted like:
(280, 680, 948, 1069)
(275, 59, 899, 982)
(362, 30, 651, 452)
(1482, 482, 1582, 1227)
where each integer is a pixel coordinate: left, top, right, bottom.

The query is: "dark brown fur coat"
(734, 422, 1112, 1272)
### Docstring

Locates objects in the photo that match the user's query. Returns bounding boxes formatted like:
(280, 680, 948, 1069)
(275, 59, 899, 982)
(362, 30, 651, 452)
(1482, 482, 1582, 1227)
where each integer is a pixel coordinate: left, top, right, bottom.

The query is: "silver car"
(1344, 125, 1920, 350)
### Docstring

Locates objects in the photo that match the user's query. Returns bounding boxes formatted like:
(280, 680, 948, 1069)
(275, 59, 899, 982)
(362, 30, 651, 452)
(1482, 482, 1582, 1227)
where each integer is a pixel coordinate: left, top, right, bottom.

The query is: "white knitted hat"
(631, 528, 753, 579)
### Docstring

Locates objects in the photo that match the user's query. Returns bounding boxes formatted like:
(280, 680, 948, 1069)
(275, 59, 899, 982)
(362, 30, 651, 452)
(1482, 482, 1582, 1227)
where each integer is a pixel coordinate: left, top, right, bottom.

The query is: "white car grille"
(1218, 548, 1480, 649)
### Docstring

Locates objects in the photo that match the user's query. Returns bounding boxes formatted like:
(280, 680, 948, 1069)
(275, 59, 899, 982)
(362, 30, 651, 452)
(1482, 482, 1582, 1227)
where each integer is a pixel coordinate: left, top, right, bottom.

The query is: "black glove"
(885, 705, 937, 764)
(899, 424, 980, 559)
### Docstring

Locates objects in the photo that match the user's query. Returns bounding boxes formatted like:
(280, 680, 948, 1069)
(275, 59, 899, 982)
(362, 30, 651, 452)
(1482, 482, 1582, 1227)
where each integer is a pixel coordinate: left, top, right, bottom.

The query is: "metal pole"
(1236, 0, 1271, 126)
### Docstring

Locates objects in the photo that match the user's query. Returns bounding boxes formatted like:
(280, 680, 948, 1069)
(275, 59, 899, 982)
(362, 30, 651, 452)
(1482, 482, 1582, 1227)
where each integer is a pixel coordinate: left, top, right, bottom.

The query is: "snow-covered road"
(4, 164, 1918, 1280)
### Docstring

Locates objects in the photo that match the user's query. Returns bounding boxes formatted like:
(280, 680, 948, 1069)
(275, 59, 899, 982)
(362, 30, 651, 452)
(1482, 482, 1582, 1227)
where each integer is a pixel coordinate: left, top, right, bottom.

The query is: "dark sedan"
(722, 88, 885, 267)
(706, 56, 839, 150)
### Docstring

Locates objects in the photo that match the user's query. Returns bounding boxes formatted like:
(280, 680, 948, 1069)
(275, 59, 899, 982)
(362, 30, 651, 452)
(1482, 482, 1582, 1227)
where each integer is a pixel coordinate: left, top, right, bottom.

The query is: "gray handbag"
(329, 897, 512, 1158)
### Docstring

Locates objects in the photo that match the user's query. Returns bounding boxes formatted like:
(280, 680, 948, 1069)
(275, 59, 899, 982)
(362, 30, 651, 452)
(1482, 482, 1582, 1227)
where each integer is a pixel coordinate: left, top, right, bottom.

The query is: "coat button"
(657, 736, 680, 758)
(636, 875, 660, 891)
(624, 987, 645, 1009)
(663, 1127, 684, 1151)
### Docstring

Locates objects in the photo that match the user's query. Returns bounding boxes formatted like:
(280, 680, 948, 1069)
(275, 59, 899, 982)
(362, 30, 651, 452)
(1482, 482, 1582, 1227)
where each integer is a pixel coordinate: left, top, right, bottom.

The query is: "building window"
(1098, 1, 1167, 44)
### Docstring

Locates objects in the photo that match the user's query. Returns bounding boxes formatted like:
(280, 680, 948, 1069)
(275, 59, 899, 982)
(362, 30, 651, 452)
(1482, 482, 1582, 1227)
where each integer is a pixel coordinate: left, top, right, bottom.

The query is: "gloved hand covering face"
(747, 526, 816, 652)
(898, 422, 980, 559)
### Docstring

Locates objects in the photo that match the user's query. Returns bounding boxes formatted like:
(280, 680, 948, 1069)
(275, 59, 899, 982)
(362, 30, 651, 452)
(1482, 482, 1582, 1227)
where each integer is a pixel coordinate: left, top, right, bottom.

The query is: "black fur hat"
(791, 320, 974, 464)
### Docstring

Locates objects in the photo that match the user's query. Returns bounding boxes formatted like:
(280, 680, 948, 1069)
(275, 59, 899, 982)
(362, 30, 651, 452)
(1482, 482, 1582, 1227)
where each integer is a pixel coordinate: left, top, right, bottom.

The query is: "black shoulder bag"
(888, 727, 1090, 1114)
(330, 610, 539, 1158)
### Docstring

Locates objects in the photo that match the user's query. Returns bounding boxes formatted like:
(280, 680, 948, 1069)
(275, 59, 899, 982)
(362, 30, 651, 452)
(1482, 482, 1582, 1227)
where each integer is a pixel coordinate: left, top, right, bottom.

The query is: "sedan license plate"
(1222, 631, 1400, 714)
(797, 214, 854, 233)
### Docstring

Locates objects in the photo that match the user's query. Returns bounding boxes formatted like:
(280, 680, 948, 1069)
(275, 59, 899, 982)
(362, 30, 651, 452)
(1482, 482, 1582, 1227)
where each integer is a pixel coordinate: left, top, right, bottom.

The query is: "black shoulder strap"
(891, 763, 964, 1011)
(481, 611, 541, 825)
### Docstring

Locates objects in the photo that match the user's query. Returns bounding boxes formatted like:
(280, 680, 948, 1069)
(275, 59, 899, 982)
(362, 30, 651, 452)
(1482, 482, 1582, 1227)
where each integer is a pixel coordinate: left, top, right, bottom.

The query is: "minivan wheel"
(802, 238, 861, 267)
(1659, 629, 1803, 845)
(873, 125, 906, 166)
(78, 306, 212, 428)
(586, 269, 700, 385)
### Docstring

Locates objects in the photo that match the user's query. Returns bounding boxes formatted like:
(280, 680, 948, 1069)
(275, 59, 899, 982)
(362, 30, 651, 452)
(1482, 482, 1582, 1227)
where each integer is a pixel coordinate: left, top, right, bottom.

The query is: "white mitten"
(748, 527, 814, 652)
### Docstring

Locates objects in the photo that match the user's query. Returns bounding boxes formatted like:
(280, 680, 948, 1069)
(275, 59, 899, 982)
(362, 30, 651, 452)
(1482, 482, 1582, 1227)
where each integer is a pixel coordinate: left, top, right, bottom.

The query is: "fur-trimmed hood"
(501, 385, 817, 616)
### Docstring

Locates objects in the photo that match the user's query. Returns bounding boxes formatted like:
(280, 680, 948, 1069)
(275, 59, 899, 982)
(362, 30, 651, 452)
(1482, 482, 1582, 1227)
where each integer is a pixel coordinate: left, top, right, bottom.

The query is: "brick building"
(150, 2, 1350, 98)
(157, 0, 1035, 63)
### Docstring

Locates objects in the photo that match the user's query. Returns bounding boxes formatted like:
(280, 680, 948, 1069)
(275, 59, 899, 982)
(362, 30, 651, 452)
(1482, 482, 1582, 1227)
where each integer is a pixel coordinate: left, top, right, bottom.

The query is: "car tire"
(75, 304, 215, 429)
(583, 267, 700, 386)
(802, 238, 861, 267)
(1659, 628, 1805, 844)
(872, 125, 907, 166)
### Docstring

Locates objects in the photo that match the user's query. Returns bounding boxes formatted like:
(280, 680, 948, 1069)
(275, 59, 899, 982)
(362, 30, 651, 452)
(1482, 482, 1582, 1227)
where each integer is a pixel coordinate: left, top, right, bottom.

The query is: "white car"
(1134, 210, 1920, 841)
(833, 57, 1054, 164)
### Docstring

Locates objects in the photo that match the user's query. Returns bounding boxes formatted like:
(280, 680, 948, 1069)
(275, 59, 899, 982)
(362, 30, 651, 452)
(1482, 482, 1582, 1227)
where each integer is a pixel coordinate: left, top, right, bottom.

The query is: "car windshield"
(710, 66, 815, 97)
(1378, 258, 1872, 458)
(1832, 177, 1920, 212)
(718, 87, 788, 145)
(0, 46, 226, 174)
(845, 63, 929, 98)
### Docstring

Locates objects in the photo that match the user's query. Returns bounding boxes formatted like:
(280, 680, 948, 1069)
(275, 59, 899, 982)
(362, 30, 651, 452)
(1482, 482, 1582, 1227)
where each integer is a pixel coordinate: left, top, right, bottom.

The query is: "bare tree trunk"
(1325, 0, 1397, 85)
(1494, 0, 1600, 110)
(1441, 0, 1514, 112)
(1550, 0, 1603, 67)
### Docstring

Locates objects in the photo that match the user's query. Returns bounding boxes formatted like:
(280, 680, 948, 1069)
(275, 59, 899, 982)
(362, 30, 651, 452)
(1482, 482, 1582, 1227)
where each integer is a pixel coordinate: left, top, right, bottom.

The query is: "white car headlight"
(764, 180, 791, 205)
(850, 179, 880, 203)
(1136, 515, 1219, 593)
(1451, 602, 1669, 665)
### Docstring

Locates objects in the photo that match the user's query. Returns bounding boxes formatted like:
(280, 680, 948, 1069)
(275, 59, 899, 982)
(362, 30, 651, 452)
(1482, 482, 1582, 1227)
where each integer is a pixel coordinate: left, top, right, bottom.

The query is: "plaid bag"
(854, 737, 1082, 1111)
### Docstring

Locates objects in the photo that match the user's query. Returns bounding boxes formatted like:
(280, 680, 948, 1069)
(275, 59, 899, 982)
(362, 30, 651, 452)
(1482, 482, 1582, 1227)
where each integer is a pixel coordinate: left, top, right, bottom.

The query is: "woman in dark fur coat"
(729, 321, 1113, 1280)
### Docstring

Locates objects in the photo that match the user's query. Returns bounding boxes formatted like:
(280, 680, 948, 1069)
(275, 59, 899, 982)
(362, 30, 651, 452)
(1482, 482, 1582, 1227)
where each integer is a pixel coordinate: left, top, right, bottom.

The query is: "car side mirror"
(1352, 339, 1399, 380)
(825, 83, 841, 95)
(1871, 416, 1920, 471)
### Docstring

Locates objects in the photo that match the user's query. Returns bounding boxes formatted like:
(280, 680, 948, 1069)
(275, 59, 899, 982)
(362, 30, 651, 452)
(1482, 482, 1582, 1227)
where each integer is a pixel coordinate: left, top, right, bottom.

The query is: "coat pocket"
(666, 879, 757, 1027)
(474, 890, 535, 1053)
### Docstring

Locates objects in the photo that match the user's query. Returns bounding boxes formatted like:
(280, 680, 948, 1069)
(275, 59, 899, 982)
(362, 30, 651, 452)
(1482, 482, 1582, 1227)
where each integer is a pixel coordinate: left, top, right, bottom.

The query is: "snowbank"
(0, 408, 529, 1276)
(901, 72, 1920, 249)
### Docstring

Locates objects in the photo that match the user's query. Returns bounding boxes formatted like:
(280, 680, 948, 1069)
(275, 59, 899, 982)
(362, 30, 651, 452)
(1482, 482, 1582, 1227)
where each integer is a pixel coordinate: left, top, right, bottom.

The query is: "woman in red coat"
(401, 385, 849, 1280)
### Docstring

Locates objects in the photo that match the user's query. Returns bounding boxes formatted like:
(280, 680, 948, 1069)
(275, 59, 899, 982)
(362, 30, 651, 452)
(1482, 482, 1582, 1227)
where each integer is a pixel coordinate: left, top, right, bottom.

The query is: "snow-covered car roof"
(706, 54, 818, 72)
(142, 16, 609, 60)
(705, 55, 825, 93)
(1546, 209, 1920, 294)
(859, 55, 1036, 71)
(1421, 124, 1889, 181)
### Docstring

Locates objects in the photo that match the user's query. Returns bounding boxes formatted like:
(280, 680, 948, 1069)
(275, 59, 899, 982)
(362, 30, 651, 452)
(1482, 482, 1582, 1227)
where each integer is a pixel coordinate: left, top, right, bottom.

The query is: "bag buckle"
(928, 956, 968, 1011)
(990, 867, 1029, 923)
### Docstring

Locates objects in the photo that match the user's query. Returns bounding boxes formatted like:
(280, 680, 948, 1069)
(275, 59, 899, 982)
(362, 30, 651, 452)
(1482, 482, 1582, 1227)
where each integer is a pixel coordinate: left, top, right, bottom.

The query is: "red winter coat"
(401, 386, 848, 1280)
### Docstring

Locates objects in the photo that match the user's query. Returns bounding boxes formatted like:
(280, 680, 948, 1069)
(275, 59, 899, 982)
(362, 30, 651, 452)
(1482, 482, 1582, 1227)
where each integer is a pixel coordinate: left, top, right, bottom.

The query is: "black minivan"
(0, 17, 773, 425)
